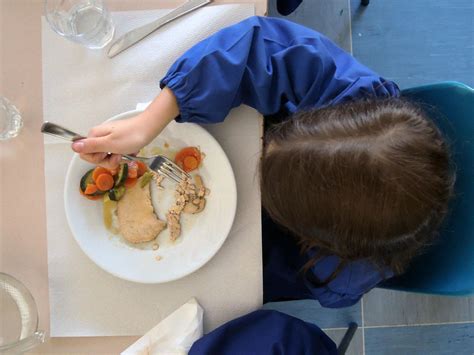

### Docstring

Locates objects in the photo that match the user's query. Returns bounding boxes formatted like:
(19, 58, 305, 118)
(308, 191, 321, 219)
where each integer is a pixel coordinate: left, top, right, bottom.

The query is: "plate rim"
(64, 109, 238, 284)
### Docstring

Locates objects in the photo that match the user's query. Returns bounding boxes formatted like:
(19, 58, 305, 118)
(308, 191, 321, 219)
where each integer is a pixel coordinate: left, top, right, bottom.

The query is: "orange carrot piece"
(175, 147, 201, 173)
(183, 156, 199, 171)
(128, 167, 138, 178)
(96, 173, 114, 191)
(79, 187, 101, 200)
(92, 167, 110, 182)
(137, 161, 148, 177)
(84, 183, 98, 195)
(124, 177, 137, 188)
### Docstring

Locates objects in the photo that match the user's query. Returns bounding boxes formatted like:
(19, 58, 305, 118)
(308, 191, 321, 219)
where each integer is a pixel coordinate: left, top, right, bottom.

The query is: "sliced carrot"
(183, 156, 199, 171)
(79, 187, 102, 200)
(124, 177, 137, 188)
(84, 183, 98, 195)
(96, 173, 114, 191)
(175, 147, 202, 173)
(128, 167, 138, 179)
(92, 167, 111, 182)
(136, 161, 148, 177)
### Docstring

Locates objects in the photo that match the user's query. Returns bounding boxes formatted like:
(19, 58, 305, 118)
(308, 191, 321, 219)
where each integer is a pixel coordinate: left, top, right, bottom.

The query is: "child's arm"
(74, 16, 398, 167)
(72, 87, 178, 168)
(159, 16, 399, 124)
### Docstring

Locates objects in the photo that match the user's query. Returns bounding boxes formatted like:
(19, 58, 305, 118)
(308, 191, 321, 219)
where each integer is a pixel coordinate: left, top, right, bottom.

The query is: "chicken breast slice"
(117, 180, 166, 244)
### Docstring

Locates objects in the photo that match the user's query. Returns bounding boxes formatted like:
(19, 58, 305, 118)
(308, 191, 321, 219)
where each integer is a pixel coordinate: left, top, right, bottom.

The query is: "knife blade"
(107, 0, 212, 58)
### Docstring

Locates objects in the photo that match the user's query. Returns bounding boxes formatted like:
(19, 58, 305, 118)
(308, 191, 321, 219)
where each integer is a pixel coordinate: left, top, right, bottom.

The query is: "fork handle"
(41, 121, 85, 142)
(41, 123, 147, 162)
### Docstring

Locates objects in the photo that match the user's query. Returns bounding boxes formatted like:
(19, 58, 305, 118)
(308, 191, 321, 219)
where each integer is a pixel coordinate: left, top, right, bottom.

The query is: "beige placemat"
(42, 5, 262, 337)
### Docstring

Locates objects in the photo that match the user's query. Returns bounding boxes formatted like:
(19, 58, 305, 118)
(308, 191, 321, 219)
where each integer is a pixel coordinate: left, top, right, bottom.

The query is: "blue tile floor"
(266, 0, 474, 353)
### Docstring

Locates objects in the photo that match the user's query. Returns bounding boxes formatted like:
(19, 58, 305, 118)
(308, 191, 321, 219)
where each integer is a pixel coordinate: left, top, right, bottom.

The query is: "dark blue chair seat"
(381, 82, 474, 295)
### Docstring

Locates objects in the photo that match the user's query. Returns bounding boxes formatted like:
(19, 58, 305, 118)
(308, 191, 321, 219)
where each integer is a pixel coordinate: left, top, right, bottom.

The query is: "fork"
(41, 121, 189, 183)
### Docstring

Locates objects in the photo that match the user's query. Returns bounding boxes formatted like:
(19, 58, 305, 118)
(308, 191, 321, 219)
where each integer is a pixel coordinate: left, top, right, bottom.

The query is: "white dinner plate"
(64, 110, 237, 283)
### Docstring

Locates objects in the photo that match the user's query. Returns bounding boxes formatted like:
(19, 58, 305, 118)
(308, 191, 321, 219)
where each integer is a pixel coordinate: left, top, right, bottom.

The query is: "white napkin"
(42, 5, 263, 337)
(121, 298, 204, 355)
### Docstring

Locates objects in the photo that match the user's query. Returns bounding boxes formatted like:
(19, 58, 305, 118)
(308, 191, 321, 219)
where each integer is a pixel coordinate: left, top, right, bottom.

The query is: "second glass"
(45, 0, 115, 49)
(0, 97, 22, 140)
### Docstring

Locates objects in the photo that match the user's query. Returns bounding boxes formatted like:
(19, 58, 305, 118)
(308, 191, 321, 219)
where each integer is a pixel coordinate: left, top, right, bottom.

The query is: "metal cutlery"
(107, 0, 212, 58)
(41, 121, 189, 183)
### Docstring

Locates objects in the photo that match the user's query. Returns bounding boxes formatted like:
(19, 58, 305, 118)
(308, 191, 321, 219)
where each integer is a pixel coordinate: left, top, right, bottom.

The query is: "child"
(72, 17, 453, 308)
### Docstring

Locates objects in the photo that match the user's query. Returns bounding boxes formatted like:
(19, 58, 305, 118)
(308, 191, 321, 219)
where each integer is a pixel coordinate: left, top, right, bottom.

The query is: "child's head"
(261, 98, 454, 275)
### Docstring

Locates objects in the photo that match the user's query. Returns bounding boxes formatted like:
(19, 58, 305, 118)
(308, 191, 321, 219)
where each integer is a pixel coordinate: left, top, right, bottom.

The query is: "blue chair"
(380, 81, 474, 295)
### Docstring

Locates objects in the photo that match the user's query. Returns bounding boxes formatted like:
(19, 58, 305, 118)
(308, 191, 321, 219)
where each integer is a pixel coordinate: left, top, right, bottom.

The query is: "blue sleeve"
(304, 255, 392, 308)
(308, 287, 364, 309)
(161, 16, 399, 124)
(189, 310, 337, 355)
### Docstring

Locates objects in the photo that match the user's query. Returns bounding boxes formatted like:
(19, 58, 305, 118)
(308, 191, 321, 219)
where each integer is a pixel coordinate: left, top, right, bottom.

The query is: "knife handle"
(108, 0, 212, 58)
(153, 0, 212, 27)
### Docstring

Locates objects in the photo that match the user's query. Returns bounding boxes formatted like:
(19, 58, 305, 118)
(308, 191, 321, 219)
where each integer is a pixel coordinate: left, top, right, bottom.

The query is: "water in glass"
(45, 0, 115, 49)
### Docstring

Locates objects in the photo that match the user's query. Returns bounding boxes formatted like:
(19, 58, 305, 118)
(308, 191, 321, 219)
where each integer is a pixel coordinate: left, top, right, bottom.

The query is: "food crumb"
(164, 142, 169, 148)
(155, 255, 162, 261)
(152, 172, 165, 190)
(152, 243, 159, 250)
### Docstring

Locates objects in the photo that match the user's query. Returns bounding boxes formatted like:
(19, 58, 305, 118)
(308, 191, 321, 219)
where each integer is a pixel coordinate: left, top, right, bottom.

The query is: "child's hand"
(71, 87, 179, 169)
(71, 113, 154, 169)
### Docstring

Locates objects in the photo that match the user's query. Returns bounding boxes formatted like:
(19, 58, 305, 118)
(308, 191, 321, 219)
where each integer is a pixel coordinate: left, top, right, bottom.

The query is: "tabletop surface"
(0, 0, 266, 352)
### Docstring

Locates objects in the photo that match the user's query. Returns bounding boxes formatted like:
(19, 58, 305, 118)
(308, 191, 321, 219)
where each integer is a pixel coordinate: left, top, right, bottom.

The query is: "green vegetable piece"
(108, 186, 126, 201)
(80, 169, 95, 193)
(140, 171, 154, 188)
(114, 163, 128, 187)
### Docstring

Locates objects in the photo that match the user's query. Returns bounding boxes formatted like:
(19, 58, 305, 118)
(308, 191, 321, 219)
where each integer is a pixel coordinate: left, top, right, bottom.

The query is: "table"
(0, 0, 266, 352)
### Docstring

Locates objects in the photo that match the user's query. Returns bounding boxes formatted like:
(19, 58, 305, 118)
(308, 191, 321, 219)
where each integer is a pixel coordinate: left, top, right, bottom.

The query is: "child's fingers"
(72, 137, 110, 154)
(88, 125, 111, 137)
(79, 153, 122, 169)
(103, 154, 122, 169)
(79, 152, 108, 165)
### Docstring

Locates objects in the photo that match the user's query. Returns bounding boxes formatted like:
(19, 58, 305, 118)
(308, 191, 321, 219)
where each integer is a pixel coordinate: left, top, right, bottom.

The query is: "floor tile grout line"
(363, 320, 474, 329)
(361, 297, 366, 355)
(347, 0, 353, 55)
(322, 319, 474, 332)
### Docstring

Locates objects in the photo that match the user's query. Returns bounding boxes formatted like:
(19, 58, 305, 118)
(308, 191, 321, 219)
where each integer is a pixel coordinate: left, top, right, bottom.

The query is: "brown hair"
(261, 98, 454, 282)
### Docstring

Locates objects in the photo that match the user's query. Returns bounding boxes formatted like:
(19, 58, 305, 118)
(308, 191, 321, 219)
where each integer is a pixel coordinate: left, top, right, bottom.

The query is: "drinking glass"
(0, 273, 45, 352)
(45, 0, 115, 49)
(0, 97, 22, 140)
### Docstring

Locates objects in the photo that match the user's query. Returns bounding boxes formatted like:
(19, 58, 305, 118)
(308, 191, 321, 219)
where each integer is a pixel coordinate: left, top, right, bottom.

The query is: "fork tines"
(153, 156, 191, 183)
(162, 157, 190, 177)
(158, 163, 185, 183)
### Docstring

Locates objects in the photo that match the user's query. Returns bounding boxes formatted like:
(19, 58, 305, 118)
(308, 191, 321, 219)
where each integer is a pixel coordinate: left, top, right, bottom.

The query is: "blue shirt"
(189, 310, 337, 355)
(160, 16, 399, 308)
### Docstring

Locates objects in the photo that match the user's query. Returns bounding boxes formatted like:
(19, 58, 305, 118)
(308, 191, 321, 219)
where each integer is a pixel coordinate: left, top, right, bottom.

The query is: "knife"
(107, 0, 212, 58)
